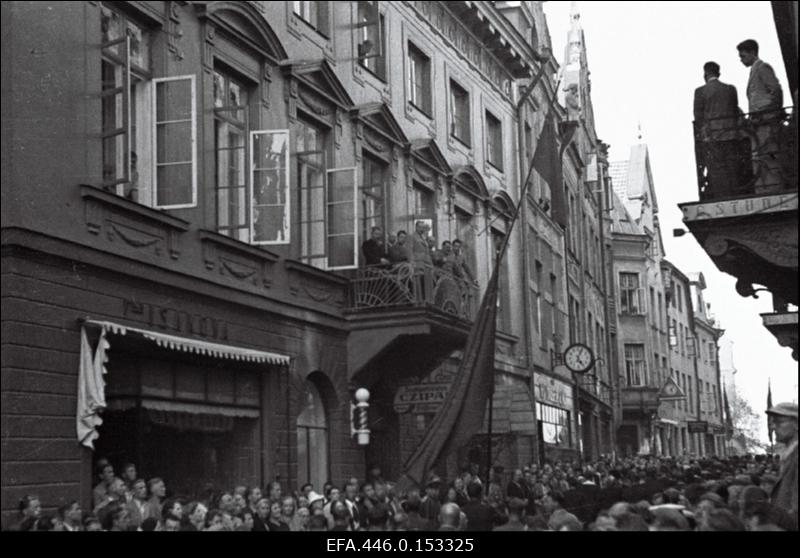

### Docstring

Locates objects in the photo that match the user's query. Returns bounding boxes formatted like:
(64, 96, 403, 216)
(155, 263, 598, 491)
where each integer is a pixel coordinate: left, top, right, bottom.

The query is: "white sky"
(544, 1, 797, 442)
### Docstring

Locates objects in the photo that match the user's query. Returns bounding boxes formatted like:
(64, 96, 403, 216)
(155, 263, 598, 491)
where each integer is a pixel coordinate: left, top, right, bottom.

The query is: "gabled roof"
(609, 143, 658, 226)
(351, 103, 409, 147)
(408, 138, 452, 177)
(610, 191, 644, 236)
(280, 59, 353, 109)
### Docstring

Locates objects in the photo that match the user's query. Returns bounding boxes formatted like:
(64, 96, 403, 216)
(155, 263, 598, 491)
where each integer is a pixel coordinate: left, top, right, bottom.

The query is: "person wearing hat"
(766, 402, 798, 528)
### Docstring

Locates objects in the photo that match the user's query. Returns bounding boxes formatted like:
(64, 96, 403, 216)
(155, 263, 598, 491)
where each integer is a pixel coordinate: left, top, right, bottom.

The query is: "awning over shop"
(107, 398, 259, 433)
(83, 319, 291, 365)
(77, 319, 290, 449)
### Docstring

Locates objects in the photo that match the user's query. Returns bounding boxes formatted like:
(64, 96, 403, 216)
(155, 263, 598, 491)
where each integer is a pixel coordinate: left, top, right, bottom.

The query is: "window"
(619, 272, 644, 315)
(709, 342, 717, 364)
(524, 121, 533, 164)
(549, 272, 558, 339)
(450, 80, 471, 145)
(657, 293, 664, 330)
(649, 287, 656, 326)
(360, 155, 387, 247)
(356, 1, 385, 80)
(676, 284, 683, 313)
(295, 120, 357, 269)
(214, 71, 249, 241)
(485, 111, 503, 170)
(407, 42, 431, 115)
(534, 260, 543, 347)
(412, 183, 435, 234)
(537, 403, 571, 446)
(624, 344, 646, 386)
(100, 5, 197, 209)
(669, 320, 678, 347)
(296, 380, 328, 493)
(293, 1, 329, 35)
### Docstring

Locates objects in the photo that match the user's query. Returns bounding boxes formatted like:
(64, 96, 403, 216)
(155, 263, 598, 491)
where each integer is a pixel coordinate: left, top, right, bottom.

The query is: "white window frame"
(325, 166, 359, 271)
(249, 129, 291, 245)
(152, 74, 197, 210)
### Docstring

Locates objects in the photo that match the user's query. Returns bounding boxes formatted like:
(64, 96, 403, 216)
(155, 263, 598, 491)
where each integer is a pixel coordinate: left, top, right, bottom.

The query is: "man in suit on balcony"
(738, 39, 785, 192)
(693, 61, 745, 198)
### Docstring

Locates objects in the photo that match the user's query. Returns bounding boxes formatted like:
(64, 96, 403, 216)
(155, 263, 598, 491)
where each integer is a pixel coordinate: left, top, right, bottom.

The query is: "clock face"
(564, 343, 594, 373)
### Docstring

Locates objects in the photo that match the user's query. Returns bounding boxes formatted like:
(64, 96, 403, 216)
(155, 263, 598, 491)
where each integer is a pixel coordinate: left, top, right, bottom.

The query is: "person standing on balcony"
(452, 239, 477, 285)
(411, 220, 433, 266)
(362, 226, 389, 267)
(737, 39, 783, 113)
(693, 62, 744, 198)
(737, 39, 785, 192)
(388, 230, 410, 264)
(765, 402, 798, 529)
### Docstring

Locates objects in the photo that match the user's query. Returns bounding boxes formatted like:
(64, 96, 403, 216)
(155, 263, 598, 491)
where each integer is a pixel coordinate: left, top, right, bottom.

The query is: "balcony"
(346, 263, 479, 385)
(577, 376, 613, 408)
(679, 107, 798, 308)
(692, 107, 796, 201)
(621, 386, 660, 415)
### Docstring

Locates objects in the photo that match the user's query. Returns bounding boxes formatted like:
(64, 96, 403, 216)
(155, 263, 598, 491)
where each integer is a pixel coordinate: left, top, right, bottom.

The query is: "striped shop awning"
(82, 319, 291, 365)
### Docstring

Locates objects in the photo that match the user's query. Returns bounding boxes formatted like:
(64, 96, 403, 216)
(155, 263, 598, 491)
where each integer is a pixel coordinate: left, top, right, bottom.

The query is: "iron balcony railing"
(693, 106, 797, 201)
(349, 262, 478, 321)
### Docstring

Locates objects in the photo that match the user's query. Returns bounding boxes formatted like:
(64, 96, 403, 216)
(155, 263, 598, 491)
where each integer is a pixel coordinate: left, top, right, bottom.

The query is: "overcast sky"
(544, 1, 796, 443)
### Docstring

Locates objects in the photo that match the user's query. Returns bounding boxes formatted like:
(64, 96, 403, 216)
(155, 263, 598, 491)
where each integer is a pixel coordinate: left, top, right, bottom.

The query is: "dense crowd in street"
(5, 452, 796, 532)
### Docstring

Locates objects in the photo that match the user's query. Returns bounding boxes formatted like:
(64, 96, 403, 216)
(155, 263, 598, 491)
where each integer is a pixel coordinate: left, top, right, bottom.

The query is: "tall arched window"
(297, 380, 328, 490)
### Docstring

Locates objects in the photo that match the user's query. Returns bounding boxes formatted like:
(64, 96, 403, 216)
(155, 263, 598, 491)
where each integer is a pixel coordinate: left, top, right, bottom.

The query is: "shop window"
(449, 80, 471, 146)
(537, 402, 571, 446)
(485, 111, 503, 170)
(408, 42, 431, 115)
(297, 381, 328, 492)
(293, 1, 329, 36)
(356, 1, 385, 80)
(100, 4, 196, 209)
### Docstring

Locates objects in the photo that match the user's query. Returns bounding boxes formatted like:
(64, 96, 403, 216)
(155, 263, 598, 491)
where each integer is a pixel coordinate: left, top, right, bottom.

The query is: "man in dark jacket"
(766, 402, 798, 529)
(461, 482, 498, 531)
(693, 61, 745, 198)
(361, 226, 389, 266)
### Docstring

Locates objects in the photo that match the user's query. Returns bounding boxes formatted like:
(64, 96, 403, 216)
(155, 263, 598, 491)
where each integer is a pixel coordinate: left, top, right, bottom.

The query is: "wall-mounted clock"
(563, 343, 595, 373)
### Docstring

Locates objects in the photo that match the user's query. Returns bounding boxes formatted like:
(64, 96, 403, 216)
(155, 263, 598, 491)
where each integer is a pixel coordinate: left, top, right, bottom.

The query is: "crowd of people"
(6, 452, 795, 532)
(361, 221, 476, 283)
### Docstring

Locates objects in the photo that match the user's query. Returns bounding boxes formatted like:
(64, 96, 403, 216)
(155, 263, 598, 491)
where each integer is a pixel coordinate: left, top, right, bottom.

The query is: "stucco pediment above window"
(281, 59, 353, 111)
(195, 1, 288, 63)
(350, 102, 409, 149)
(408, 138, 452, 182)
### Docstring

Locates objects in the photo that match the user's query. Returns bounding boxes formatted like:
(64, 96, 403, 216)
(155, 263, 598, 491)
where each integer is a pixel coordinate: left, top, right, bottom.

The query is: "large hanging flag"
(396, 246, 502, 490)
(723, 386, 734, 437)
(396, 95, 562, 491)
(767, 378, 774, 444)
(532, 108, 568, 227)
